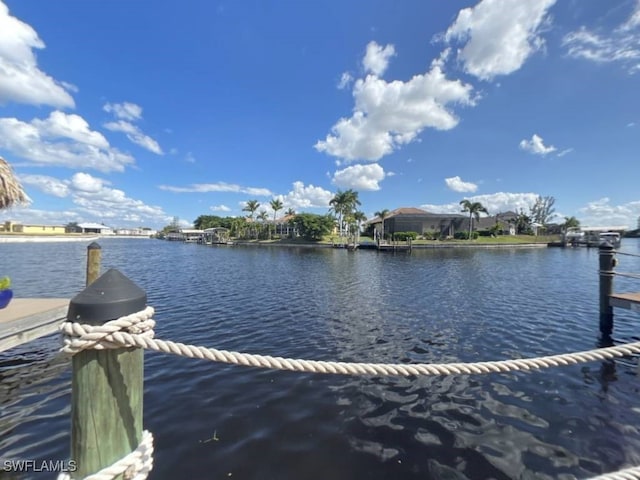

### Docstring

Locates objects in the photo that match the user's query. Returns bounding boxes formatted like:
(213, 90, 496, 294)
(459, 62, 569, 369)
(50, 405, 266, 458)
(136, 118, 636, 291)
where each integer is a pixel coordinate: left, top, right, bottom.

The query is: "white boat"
(565, 226, 625, 248)
(598, 232, 621, 248)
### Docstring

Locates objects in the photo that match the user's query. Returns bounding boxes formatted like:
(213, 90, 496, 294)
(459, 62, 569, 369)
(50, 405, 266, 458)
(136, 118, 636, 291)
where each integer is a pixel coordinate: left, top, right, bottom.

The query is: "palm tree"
(329, 190, 348, 237)
(257, 210, 269, 238)
(374, 209, 390, 243)
(353, 211, 367, 244)
(285, 207, 295, 216)
(270, 198, 283, 239)
(330, 189, 361, 238)
(243, 199, 260, 239)
(0, 157, 29, 210)
(460, 200, 488, 240)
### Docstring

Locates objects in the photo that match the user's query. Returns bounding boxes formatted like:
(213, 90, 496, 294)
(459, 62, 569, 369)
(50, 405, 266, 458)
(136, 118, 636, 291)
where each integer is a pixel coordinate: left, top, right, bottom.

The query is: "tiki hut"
(0, 157, 29, 210)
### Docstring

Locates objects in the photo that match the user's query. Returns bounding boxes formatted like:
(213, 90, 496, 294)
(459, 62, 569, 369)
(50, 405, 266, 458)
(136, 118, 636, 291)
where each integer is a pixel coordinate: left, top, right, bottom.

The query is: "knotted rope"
(60, 307, 640, 480)
(60, 307, 640, 376)
(587, 465, 640, 480)
(57, 430, 153, 480)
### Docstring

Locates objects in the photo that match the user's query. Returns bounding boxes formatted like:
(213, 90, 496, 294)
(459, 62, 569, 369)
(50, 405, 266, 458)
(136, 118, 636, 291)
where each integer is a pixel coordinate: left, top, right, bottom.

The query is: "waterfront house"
(0, 221, 66, 234)
(367, 208, 468, 238)
(77, 222, 115, 235)
(367, 208, 519, 238)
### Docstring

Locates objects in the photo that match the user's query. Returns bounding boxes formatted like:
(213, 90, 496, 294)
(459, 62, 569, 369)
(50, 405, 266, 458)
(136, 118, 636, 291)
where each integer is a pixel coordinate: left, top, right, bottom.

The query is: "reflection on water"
(1, 238, 640, 479)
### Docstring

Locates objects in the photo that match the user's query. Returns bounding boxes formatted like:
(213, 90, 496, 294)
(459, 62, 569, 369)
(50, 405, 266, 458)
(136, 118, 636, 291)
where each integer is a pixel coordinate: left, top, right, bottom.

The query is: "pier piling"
(68, 269, 146, 478)
(599, 242, 616, 335)
(86, 242, 102, 286)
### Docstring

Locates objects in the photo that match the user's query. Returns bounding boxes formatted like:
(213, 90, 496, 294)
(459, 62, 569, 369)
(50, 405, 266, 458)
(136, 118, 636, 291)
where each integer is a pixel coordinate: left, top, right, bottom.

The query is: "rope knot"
(59, 306, 155, 355)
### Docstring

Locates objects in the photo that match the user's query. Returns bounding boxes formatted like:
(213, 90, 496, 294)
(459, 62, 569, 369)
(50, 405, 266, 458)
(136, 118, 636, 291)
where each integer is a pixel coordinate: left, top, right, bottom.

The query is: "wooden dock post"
(68, 269, 146, 478)
(599, 242, 616, 335)
(86, 242, 102, 286)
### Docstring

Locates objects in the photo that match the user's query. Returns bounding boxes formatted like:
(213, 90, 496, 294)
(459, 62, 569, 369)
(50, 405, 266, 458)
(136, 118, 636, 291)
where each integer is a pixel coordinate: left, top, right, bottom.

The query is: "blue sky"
(0, 0, 639, 229)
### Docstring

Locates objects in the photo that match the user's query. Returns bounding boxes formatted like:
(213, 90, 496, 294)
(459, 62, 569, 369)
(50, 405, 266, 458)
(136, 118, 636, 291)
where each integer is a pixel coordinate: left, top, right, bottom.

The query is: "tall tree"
(530, 195, 556, 226)
(460, 200, 489, 239)
(242, 200, 260, 239)
(374, 209, 390, 242)
(353, 211, 367, 244)
(329, 189, 361, 238)
(257, 210, 269, 238)
(561, 216, 580, 231)
(270, 198, 284, 239)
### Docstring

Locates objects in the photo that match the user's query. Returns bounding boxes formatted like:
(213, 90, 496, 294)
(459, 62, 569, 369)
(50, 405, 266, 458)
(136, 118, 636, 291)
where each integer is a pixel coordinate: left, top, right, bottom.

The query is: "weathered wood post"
(599, 242, 616, 335)
(68, 269, 146, 478)
(86, 242, 102, 286)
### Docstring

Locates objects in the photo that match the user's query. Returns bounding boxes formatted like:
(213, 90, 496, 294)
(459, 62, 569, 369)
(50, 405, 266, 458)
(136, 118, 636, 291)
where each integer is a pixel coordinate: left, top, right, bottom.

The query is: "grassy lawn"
(239, 234, 560, 246)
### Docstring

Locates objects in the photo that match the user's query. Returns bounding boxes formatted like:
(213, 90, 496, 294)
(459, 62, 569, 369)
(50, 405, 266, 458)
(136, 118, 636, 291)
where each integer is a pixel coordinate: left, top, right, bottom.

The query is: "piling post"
(599, 242, 616, 335)
(68, 268, 146, 478)
(86, 242, 102, 286)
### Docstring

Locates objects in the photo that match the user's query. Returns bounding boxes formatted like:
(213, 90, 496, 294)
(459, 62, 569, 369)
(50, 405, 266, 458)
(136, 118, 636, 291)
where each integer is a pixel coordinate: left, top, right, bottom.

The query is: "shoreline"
(0, 234, 100, 243)
(231, 240, 550, 249)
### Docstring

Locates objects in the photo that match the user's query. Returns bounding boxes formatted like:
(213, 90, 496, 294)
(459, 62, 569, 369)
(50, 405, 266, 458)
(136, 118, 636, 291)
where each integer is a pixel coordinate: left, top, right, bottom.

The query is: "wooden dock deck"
(609, 292, 640, 313)
(0, 298, 69, 353)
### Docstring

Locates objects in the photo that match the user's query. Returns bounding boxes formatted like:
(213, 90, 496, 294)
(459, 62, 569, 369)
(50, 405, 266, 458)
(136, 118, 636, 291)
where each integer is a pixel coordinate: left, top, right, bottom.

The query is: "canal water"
(1, 238, 640, 479)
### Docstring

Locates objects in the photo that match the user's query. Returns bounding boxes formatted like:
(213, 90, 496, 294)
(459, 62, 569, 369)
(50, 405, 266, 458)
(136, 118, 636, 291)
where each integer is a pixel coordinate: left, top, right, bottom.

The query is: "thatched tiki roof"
(0, 157, 29, 210)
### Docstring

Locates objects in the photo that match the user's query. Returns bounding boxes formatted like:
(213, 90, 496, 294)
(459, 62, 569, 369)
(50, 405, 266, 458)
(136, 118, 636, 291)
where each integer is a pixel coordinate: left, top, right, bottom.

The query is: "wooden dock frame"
(599, 243, 640, 335)
(0, 242, 102, 353)
(376, 238, 412, 253)
(0, 298, 69, 353)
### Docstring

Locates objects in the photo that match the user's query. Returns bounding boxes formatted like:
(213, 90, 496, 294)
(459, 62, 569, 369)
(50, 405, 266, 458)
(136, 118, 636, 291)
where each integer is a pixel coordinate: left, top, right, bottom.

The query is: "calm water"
(1, 238, 640, 479)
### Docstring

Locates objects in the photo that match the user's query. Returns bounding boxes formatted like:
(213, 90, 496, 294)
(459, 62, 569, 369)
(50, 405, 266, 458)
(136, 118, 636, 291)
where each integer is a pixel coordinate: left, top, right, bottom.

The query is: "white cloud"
(0, 2, 75, 108)
(337, 72, 353, 90)
(158, 182, 273, 197)
(362, 41, 396, 76)
(421, 192, 540, 215)
(19, 174, 69, 198)
(563, 1, 640, 74)
(70, 172, 107, 193)
(279, 181, 334, 210)
(332, 164, 386, 191)
(103, 120, 163, 155)
(210, 204, 231, 212)
(445, 175, 478, 193)
(315, 54, 474, 161)
(579, 197, 640, 228)
(70, 172, 166, 222)
(0, 111, 135, 172)
(556, 147, 574, 157)
(103, 102, 143, 121)
(11, 171, 167, 227)
(519, 134, 556, 155)
(444, 0, 556, 80)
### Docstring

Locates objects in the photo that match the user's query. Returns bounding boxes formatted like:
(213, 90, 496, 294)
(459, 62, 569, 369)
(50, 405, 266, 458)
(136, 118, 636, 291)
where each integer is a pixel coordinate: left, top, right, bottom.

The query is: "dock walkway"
(610, 292, 640, 313)
(0, 298, 68, 353)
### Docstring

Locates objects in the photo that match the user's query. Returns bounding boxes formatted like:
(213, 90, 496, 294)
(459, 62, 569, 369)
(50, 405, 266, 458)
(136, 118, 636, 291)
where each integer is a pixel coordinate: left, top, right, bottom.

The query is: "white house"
(78, 223, 115, 235)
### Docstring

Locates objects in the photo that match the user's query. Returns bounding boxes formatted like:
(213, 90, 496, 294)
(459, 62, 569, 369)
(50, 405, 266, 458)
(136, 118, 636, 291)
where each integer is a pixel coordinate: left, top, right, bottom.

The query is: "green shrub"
(454, 231, 479, 240)
(393, 231, 418, 241)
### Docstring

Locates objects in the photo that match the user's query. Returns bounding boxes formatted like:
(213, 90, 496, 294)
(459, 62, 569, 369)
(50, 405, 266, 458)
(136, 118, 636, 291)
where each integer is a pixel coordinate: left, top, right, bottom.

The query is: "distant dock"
(0, 298, 68, 352)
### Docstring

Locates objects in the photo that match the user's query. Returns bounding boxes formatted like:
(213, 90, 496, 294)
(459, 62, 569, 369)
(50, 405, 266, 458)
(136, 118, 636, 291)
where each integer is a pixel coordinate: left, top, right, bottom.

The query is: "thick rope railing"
(57, 430, 153, 480)
(588, 465, 640, 480)
(60, 307, 640, 376)
(60, 307, 640, 480)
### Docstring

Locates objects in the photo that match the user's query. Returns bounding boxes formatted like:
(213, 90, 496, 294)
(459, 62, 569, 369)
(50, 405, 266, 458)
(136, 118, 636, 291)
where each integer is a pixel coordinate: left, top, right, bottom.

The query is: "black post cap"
(599, 241, 614, 250)
(87, 241, 102, 250)
(68, 268, 147, 325)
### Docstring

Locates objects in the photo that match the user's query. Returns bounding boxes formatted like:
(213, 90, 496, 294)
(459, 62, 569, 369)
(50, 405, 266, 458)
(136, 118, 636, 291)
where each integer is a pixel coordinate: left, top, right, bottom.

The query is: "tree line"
(161, 192, 581, 242)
